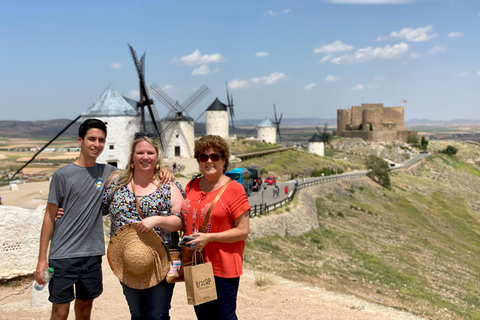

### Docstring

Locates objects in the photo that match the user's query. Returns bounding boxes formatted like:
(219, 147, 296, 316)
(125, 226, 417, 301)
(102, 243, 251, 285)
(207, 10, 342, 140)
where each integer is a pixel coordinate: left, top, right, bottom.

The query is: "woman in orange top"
(181, 135, 250, 320)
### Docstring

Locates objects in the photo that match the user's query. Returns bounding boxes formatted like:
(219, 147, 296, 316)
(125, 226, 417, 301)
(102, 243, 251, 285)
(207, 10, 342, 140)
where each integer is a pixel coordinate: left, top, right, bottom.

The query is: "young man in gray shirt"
(36, 119, 115, 320)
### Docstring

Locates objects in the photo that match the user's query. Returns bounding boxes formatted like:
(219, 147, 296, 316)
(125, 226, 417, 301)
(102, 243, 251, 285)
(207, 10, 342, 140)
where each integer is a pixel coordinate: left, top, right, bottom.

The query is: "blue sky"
(1, 0, 479, 122)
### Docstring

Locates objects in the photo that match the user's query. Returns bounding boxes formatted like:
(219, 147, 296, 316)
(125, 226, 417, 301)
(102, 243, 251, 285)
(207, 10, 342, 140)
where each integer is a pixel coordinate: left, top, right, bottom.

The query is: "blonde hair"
(113, 136, 163, 191)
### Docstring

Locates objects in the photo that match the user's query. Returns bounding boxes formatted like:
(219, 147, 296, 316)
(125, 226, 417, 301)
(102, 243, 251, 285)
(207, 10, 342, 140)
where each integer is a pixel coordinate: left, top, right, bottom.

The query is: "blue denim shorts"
(48, 256, 103, 304)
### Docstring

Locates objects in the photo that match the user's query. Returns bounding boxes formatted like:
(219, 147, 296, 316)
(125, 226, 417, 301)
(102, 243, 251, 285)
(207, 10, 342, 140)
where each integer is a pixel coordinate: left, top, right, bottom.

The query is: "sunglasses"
(134, 132, 158, 139)
(198, 152, 223, 162)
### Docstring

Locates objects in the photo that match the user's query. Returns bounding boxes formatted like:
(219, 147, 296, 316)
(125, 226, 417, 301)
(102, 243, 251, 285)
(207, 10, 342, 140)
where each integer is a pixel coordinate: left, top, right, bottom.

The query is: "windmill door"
(175, 146, 180, 157)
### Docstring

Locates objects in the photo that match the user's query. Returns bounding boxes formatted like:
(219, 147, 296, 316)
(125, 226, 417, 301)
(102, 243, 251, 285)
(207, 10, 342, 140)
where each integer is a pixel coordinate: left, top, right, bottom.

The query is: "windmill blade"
(194, 109, 207, 136)
(181, 85, 211, 114)
(273, 103, 279, 123)
(159, 120, 176, 150)
(276, 122, 283, 142)
(194, 109, 207, 123)
(140, 52, 146, 78)
(128, 44, 153, 107)
(226, 81, 235, 129)
(149, 83, 178, 112)
(244, 126, 257, 138)
(13, 116, 81, 177)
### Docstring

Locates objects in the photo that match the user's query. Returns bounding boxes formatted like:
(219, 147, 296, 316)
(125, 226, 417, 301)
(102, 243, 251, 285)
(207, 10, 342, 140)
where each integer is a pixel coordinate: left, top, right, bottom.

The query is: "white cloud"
(477, 71, 480, 76)
(352, 84, 364, 90)
(457, 72, 469, 77)
(129, 90, 139, 100)
(171, 50, 223, 66)
(327, 0, 413, 3)
(192, 65, 210, 75)
(409, 52, 420, 59)
(110, 63, 122, 69)
(284, 9, 291, 13)
(229, 79, 251, 89)
(428, 46, 446, 54)
(269, 9, 278, 16)
(320, 55, 333, 63)
(448, 32, 462, 38)
(251, 72, 286, 85)
(256, 52, 269, 57)
(331, 43, 408, 64)
(229, 72, 287, 89)
(314, 40, 354, 54)
(326, 75, 339, 81)
(305, 83, 316, 90)
(380, 25, 436, 42)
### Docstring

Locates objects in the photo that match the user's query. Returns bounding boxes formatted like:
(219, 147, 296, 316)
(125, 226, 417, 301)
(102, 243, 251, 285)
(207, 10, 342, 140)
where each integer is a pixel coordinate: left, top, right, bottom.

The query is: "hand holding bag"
(184, 252, 217, 305)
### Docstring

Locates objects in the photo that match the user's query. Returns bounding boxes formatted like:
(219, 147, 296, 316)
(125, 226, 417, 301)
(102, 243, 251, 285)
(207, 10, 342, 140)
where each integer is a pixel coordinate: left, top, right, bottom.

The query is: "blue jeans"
(194, 276, 240, 320)
(121, 279, 174, 320)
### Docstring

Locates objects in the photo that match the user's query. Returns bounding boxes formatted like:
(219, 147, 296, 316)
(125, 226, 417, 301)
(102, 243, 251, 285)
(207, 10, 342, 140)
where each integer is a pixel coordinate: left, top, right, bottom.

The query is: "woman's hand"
(136, 217, 158, 232)
(188, 232, 211, 251)
(159, 167, 174, 184)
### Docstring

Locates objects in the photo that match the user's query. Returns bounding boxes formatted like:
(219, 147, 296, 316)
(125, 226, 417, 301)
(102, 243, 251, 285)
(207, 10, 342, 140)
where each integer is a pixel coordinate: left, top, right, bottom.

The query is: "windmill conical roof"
(308, 133, 324, 142)
(206, 97, 227, 111)
(257, 117, 275, 128)
(81, 84, 139, 117)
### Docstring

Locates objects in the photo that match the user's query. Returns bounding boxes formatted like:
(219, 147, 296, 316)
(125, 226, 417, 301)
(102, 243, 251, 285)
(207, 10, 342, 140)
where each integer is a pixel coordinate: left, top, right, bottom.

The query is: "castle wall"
(382, 107, 404, 131)
(336, 103, 413, 143)
(337, 109, 350, 132)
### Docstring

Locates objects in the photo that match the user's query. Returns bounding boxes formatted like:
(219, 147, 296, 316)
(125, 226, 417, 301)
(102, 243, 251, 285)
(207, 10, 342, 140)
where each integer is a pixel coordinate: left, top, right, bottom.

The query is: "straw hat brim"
(107, 223, 171, 289)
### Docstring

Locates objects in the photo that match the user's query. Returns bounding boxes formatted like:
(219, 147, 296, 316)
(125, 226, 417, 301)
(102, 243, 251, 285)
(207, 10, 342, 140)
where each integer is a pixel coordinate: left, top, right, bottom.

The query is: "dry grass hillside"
(244, 140, 480, 319)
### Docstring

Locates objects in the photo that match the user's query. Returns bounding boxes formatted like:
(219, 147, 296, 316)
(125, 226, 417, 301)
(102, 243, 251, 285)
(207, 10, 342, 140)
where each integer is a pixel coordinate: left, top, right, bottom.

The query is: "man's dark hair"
(79, 119, 107, 139)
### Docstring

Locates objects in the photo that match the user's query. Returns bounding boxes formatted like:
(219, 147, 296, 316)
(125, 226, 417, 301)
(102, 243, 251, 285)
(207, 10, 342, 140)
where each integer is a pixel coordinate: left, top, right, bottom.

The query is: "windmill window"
(176, 134, 179, 138)
(109, 145, 114, 150)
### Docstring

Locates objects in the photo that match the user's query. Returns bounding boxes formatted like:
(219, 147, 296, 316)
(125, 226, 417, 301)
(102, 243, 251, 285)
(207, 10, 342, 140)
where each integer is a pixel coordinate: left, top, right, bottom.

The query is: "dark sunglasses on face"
(198, 152, 222, 162)
(134, 132, 158, 139)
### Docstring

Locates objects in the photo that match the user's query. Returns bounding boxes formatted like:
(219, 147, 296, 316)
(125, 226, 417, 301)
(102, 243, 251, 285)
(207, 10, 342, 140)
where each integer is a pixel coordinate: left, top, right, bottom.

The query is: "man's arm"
(35, 202, 58, 285)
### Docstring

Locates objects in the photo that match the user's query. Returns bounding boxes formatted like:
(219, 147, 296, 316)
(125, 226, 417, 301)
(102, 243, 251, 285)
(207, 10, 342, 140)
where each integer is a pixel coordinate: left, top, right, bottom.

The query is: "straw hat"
(107, 223, 170, 289)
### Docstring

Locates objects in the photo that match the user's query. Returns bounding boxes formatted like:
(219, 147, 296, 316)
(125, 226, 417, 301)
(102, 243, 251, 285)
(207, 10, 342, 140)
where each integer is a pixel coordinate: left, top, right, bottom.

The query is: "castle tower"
(307, 133, 324, 156)
(337, 109, 350, 133)
(205, 97, 229, 139)
(81, 84, 139, 169)
(256, 118, 276, 144)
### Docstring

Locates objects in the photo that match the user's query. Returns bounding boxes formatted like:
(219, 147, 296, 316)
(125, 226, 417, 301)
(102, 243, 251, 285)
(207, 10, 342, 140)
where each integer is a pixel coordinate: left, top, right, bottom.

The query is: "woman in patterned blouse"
(103, 133, 185, 320)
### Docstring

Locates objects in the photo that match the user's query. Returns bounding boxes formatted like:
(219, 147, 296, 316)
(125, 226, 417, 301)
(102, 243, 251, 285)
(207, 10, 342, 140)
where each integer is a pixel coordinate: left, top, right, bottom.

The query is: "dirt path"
(0, 255, 424, 320)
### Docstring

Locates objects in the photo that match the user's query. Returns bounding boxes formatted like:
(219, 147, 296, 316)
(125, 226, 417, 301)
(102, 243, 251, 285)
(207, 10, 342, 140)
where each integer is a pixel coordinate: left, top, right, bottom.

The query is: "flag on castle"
(401, 99, 407, 103)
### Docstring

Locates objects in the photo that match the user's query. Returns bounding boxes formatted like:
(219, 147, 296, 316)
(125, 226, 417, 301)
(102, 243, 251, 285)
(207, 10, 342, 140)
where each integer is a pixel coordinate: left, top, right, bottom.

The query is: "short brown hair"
(195, 135, 230, 173)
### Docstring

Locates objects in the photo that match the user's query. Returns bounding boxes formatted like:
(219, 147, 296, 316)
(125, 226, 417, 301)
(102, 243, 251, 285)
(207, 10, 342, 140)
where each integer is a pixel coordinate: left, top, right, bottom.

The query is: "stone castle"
(336, 103, 417, 143)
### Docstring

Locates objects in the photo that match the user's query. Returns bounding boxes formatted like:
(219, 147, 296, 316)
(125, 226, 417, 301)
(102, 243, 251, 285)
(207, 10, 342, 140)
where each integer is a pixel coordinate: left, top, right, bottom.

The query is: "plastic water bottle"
(33, 267, 54, 291)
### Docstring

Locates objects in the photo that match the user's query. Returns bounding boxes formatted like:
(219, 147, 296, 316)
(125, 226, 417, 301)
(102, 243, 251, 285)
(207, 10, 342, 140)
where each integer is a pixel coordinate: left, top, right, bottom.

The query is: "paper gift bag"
(184, 262, 217, 305)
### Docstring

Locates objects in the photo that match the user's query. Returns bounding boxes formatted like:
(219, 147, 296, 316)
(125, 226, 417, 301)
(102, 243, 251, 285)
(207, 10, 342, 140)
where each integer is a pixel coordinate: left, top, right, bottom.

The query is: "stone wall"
(0, 205, 45, 279)
(249, 186, 319, 240)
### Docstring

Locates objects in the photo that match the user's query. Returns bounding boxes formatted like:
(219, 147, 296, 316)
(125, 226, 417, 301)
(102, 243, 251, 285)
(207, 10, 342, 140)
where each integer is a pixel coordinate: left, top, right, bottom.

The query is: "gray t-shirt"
(47, 162, 116, 260)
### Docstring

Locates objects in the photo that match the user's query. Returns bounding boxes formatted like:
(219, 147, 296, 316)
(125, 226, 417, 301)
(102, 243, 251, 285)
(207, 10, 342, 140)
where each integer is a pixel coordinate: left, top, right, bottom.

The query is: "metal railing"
(249, 156, 426, 217)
